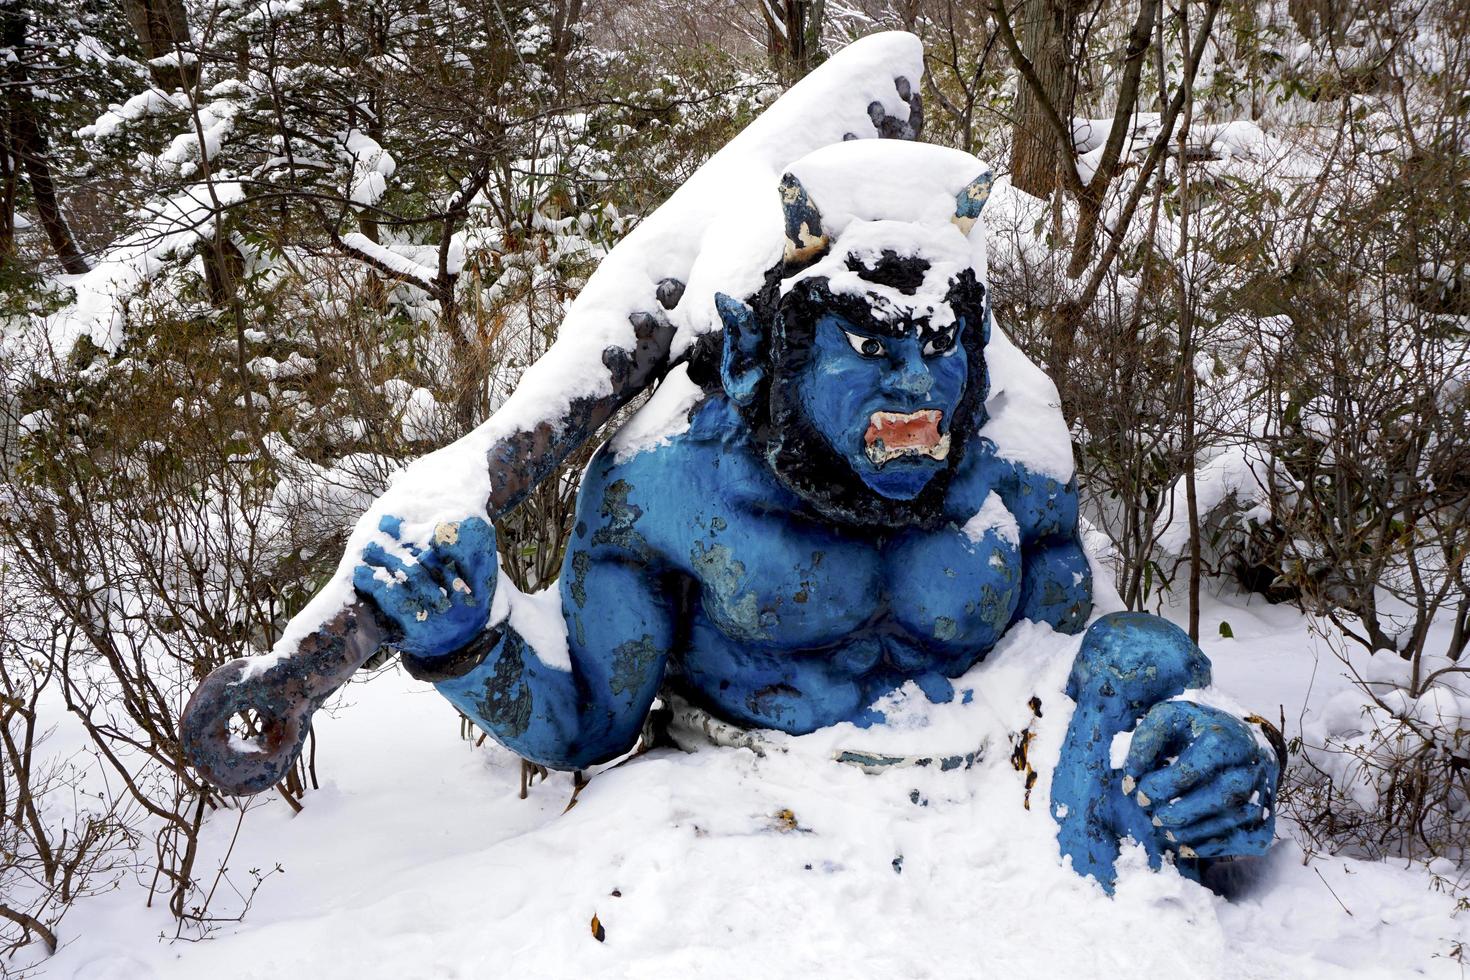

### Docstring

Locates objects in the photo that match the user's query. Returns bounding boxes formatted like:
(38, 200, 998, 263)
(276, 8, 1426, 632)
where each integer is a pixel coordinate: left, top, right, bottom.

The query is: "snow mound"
(43, 617, 1467, 979)
(1155, 445, 1278, 555)
(783, 138, 990, 242)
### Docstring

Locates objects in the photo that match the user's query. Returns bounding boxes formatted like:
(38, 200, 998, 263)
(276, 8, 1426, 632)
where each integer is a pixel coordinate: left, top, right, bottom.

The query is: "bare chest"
(681, 503, 1023, 662)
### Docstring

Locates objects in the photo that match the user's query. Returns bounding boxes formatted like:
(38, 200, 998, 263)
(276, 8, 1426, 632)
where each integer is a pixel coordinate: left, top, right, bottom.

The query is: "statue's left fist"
(352, 515, 499, 659)
(1120, 701, 1279, 860)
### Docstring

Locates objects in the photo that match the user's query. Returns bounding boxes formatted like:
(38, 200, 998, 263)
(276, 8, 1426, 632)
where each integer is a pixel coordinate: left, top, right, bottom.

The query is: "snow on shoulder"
(963, 491, 1021, 548)
(980, 325, 1076, 483)
(607, 363, 705, 464)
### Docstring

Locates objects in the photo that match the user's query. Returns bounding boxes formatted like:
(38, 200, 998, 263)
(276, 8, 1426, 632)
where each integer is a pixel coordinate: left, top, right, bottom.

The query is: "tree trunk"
(1175, 4, 1201, 641)
(1, 112, 17, 269)
(759, 0, 825, 85)
(2, 7, 89, 275)
(548, 0, 584, 87)
(1068, 188, 1104, 278)
(203, 236, 244, 308)
(1009, 0, 1080, 199)
(122, 0, 199, 90)
(1287, 0, 1347, 40)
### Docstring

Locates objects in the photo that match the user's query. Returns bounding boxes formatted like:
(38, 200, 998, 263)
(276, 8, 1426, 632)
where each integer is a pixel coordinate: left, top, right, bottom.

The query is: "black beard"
(757, 379, 961, 530)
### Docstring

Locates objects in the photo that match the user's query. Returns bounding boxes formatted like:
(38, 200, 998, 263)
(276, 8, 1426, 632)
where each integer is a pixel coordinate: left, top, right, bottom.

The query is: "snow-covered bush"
(1156, 4, 1469, 858)
(0, 582, 137, 964)
(1289, 632, 1469, 862)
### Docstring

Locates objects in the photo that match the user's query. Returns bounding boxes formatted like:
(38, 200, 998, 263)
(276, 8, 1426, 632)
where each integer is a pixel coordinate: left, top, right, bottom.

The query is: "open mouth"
(864, 409, 950, 466)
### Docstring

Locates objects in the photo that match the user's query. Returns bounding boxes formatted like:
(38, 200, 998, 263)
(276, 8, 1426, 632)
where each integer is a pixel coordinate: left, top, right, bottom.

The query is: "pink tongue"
(865, 414, 940, 450)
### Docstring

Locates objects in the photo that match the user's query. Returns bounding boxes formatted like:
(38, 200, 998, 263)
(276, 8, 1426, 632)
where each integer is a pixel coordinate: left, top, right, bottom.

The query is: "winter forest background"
(1, 0, 1467, 974)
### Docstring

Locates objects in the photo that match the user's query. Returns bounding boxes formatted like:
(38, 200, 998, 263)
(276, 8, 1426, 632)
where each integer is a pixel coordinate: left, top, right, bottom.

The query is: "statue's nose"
(884, 348, 933, 399)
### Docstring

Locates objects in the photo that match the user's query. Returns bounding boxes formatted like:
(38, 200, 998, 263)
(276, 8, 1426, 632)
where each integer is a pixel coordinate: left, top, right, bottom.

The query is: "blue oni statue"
(352, 142, 1280, 892)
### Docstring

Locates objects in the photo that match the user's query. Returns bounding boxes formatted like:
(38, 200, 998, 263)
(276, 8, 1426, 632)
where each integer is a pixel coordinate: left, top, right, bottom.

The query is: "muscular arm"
(428, 556, 676, 771)
(369, 454, 680, 771)
(1008, 467, 1093, 634)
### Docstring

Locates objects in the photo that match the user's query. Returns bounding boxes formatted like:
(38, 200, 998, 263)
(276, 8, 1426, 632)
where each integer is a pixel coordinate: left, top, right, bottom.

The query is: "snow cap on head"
(778, 140, 993, 286)
(772, 141, 993, 333)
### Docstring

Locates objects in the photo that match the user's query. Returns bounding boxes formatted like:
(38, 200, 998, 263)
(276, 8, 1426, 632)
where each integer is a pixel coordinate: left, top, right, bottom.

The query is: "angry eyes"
(842, 328, 957, 359)
(845, 331, 885, 357)
(924, 334, 956, 356)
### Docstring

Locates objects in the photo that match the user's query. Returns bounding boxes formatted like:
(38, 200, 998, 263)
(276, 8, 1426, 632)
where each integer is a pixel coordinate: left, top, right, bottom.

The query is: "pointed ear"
(716, 292, 765, 408)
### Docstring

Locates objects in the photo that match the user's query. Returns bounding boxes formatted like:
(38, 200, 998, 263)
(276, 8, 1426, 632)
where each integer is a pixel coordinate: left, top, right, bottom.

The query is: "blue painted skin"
(1052, 612, 1279, 891)
(357, 305, 1090, 760)
(355, 246, 1276, 892)
(354, 515, 499, 659)
(801, 313, 969, 500)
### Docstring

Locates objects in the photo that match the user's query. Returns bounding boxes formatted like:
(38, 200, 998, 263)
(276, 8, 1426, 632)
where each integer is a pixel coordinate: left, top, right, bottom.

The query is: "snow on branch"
(79, 88, 190, 142)
(341, 128, 396, 207)
(157, 99, 239, 177)
(37, 182, 244, 360)
(335, 233, 438, 292)
(1153, 445, 1281, 557)
(758, 0, 789, 40)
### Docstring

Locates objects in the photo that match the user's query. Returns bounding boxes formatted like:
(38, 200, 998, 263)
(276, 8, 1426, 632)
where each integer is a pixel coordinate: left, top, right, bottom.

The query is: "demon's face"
(787, 276, 972, 501)
(712, 164, 993, 527)
(718, 251, 988, 528)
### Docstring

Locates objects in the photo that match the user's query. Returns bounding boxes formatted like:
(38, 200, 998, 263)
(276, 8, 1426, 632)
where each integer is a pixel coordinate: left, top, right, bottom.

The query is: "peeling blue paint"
(1052, 613, 1280, 893)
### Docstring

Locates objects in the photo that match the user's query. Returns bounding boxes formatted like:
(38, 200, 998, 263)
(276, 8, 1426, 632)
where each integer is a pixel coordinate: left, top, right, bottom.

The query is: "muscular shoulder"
(946, 436, 1080, 544)
(1005, 461, 1081, 543)
(572, 389, 778, 566)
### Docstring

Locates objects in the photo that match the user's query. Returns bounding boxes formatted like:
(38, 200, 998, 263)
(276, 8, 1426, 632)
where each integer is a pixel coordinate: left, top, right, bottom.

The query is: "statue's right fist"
(352, 515, 498, 659)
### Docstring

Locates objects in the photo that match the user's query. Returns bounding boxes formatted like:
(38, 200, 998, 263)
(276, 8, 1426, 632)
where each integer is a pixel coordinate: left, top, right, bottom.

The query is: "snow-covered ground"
(32, 590, 1467, 979)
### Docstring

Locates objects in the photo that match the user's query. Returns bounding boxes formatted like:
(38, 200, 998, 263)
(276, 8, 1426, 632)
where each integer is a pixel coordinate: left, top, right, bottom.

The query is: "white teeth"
(867, 432, 950, 465)
(870, 409, 941, 430)
(864, 409, 948, 466)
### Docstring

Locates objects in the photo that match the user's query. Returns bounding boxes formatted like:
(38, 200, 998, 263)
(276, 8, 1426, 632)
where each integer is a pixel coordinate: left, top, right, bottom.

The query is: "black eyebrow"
(823, 313, 883, 338)
(814, 304, 934, 341)
(918, 320, 960, 340)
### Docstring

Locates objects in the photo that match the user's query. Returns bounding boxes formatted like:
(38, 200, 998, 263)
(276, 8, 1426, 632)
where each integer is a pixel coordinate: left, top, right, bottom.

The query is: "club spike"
(953, 171, 994, 236)
(779, 173, 829, 270)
